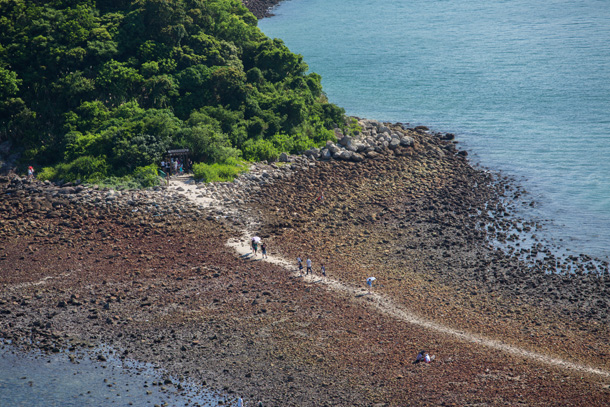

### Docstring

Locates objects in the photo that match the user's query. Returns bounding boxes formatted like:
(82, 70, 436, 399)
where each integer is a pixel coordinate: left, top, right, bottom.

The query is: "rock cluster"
(303, 119, 415, 162)
(193, 120, 450, 211)
(0, 176, 219, 243)
(247, 126, 610, 329)
(241, 0, 283, 18)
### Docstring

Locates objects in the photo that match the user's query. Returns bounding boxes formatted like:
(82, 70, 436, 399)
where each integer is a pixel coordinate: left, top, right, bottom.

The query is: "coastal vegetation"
(0, 0, 345, 185)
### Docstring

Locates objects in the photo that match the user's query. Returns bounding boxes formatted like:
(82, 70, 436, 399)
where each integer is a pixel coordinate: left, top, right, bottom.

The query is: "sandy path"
(166, 174, 217, 208)
(169, 176, 610, 379)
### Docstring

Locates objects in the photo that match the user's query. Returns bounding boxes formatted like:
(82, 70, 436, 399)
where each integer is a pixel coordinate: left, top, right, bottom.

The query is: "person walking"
(251, 238, 258, 257)
(27, 166, 34, 180)
(366, 276, 376, 293)
(261, 242, 267, 259)
(297, 257, 303, 274)
(306, 258, 313, 275)
(320, 264, 326, 277)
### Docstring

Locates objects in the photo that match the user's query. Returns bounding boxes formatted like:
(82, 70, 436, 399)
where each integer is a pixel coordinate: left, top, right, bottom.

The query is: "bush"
(133, 164, 160, 188)
(40, 156, 109, 183)
(192, 159, 247, 183)
(93, 176, 141, 190)
(37, 166, 58, 182)
(38, 158, 161, 189)
(241, 138, 279, 162)
(66, 155, 109, 181)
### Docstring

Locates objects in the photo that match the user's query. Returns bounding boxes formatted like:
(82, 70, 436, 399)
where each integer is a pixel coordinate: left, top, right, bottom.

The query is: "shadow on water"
(0, 342, 228, 407)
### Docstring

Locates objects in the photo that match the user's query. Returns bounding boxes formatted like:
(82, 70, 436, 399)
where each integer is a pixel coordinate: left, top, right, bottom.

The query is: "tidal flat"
(1, 124, 610, 406)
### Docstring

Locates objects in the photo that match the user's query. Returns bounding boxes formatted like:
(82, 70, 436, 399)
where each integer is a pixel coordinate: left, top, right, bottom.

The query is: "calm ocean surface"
(259, 0, 610, 259)
(0, 344, 221, 406)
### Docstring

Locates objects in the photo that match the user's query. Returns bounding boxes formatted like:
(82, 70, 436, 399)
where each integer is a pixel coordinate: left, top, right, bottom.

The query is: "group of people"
(160, 157, 190, 178)
(296, 257, 326, 277)
(413, 350, 435, 364)
(252, 241, 437, 370)
(250, 237, 268, 259)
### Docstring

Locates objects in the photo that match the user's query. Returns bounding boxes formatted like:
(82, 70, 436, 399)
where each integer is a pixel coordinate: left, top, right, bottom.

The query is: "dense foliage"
(0, 0, 345, 183)
(192, 156, 247, 182)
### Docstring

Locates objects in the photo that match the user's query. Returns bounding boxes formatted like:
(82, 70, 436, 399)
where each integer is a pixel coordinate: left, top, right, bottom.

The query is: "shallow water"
(0, 343, 224, 407)
(259, 0, 610, 259)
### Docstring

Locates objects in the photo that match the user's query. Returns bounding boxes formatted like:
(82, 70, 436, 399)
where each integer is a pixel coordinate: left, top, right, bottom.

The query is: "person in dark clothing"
(261, 242, 267, 259)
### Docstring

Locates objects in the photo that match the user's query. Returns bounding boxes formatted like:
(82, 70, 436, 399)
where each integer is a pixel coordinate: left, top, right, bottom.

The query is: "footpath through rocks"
(168, 162, 610, 380)
(2, 120, 610, 406)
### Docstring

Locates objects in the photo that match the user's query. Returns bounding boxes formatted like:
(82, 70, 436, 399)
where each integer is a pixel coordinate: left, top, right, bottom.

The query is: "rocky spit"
(242, 0, 283, 19)
(2, 119, 610, 406)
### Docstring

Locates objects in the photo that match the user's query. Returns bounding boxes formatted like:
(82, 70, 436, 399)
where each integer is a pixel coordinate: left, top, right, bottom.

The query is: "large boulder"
(338, 135, 353, 147)
(355, 142, 367, 153)
(388, 138, 401, 150)
(350, 153, 364, 162)
(320, 148, 332, 160)
(337, 150, 353, 161)
(304, 148, 320, 159)
(378, 125, 390, 134)
(328, 143, 341, 155)
(399, 136, 414, 147)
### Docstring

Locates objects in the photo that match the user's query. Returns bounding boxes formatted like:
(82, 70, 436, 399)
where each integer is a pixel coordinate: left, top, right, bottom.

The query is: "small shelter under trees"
(165, 148, 191, 171)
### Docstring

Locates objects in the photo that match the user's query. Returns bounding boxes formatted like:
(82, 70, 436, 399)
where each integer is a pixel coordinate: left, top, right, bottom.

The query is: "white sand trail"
(170, 175, 610, 379)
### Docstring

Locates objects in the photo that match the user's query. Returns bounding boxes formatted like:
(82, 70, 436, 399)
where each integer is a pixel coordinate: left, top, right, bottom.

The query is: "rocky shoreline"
(2, 121, 610, 405)
(242, 0, 283, 19)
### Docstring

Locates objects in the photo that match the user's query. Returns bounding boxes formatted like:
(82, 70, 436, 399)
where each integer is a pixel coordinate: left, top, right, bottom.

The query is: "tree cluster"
(0, 0, 345, 182)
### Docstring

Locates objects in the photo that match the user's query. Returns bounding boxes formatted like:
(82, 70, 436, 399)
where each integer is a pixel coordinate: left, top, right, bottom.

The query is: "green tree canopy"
(0, 0, 346, 183)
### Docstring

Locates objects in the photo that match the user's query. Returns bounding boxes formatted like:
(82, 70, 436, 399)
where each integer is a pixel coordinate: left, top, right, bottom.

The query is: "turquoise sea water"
(259, 0, 610, 259)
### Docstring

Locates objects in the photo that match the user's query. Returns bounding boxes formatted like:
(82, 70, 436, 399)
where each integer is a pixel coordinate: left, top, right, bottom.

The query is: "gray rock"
(355, 143, 367, 153)
(338, 135, 352, 147)
(350, 153, 364, 162)
(378, 125, 390, 134)
(388, 138, 401, 150)
(59, 187, 75, 195)
(279, 152, 289, 162)
(400, 136, 414, 147)
(338, 150, 353, 160)
(328, 144, 341, 154)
